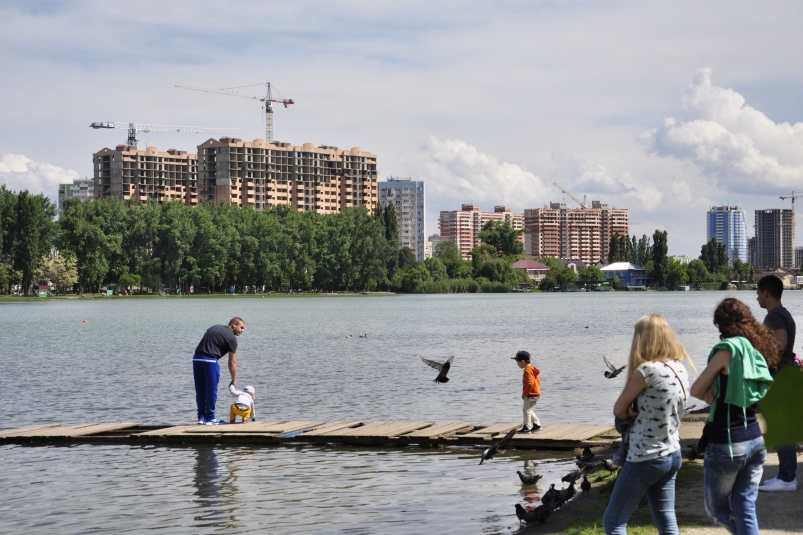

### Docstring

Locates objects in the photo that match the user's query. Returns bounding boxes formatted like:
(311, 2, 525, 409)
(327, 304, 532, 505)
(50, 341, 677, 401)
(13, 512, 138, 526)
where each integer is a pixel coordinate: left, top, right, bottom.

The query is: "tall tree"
(11, 191, 56, 293)
(652, 230, 669, 286)
(478, 220, 524, 256)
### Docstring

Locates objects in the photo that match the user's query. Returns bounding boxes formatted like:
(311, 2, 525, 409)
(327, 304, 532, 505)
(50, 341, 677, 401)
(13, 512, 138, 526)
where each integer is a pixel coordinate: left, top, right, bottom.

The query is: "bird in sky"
(517, 471, 543, 485)
(515, 503, 553, 524)
(581, 475, 591, 496)
(479, 428, 516, 464)
(421, 355, 454, 383)
(603, 355, 626, 378)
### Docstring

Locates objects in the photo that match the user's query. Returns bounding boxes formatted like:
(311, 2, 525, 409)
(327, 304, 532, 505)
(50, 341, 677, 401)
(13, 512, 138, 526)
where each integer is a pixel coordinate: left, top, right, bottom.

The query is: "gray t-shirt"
(764, 306, 796, 365)
(194, 325, 238, 360)
(627, 360, 689, 463)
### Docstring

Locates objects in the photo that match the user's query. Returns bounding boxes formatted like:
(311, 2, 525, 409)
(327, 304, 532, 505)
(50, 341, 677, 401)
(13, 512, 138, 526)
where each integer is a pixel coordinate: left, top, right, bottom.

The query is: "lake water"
(0, 291, 796, 533)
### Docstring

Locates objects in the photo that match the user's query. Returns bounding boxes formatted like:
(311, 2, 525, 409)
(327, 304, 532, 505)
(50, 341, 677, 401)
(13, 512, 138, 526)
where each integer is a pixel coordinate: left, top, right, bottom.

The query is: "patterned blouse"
(627, 360, 689, 463)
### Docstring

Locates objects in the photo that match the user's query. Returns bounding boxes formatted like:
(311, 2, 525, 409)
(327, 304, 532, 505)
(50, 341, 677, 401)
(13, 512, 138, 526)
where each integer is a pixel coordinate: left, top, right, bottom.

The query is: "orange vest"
(522, 364, 541, 396)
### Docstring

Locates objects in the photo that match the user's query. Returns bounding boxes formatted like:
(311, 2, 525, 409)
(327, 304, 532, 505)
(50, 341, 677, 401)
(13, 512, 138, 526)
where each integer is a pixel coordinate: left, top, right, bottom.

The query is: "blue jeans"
(777, 445, 798, 482)
(603, 449, 682, 535)
(193, 356, 221, 422)
(704, 436, 765, 535)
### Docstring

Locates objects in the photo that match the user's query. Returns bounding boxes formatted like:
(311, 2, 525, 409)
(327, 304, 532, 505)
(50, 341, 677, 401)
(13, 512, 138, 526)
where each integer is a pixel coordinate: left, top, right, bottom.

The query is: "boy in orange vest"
(513, 350, 541, 433)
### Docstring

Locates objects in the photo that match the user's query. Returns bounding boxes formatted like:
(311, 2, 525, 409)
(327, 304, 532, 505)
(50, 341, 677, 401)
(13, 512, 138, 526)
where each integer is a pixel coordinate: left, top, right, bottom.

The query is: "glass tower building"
(707, 203, 747, 265)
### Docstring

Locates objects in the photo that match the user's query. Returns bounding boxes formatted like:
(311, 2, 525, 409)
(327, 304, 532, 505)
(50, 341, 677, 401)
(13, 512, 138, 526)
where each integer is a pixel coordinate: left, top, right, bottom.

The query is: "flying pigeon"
(479, 428, 516, 464)
(603, 355, 626, 379)
(421, 355, 454, 383)
(517, 471, 543, 485)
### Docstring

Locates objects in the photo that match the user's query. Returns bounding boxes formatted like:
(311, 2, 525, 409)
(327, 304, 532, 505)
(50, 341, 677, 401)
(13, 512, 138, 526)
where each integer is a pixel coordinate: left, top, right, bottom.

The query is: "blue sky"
(1, 1, 802, 255)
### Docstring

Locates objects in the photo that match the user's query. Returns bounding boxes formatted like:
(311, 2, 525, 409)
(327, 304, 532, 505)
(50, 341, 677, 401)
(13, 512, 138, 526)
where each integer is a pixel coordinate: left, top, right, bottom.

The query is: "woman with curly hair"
(690, 298, 777, 535)
(603, 314, 696, 535)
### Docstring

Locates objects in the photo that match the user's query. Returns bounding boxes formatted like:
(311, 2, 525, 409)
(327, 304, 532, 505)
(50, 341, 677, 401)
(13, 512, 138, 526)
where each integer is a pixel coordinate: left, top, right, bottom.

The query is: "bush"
(480, 281, 513, 293)
(413, 279, 479, 293)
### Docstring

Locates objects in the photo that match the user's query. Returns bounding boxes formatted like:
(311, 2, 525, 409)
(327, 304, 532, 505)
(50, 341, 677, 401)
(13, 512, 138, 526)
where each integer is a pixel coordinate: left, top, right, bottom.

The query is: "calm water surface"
(1, 291, 797, 533)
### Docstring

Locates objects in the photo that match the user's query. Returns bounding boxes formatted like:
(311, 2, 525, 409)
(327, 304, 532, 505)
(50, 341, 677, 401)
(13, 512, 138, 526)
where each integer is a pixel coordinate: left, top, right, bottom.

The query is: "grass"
(559, 460, 708, 535)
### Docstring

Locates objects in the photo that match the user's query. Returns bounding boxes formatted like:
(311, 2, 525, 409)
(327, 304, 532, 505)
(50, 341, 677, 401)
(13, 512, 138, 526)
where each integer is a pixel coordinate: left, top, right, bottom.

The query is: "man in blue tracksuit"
(193, 317, 245, 425)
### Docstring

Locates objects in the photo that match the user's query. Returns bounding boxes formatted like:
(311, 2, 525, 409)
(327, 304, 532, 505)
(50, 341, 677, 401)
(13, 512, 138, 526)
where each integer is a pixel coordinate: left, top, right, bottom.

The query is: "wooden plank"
(134, 425, 203, 437)
(300, 422, 364, 436)
(0, 424, 61, 437)
(403, 422, 474, 439)
(6, 423, 99, 437)
(324, 422, 433, 438)
(183, 421, 284, 434)
(62, 422, 141, 437)
(460, 423, 520, 439)
(317, 421, 387, 436)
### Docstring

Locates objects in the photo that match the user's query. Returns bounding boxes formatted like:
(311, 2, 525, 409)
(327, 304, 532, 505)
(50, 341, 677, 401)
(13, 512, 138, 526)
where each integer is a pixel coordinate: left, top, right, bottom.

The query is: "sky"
(1, 1, 802, 255)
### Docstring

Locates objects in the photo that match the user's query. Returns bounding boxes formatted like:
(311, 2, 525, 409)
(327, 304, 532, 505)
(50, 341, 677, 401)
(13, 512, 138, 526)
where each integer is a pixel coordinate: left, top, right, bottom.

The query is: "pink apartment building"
(438, 205, 525, 259)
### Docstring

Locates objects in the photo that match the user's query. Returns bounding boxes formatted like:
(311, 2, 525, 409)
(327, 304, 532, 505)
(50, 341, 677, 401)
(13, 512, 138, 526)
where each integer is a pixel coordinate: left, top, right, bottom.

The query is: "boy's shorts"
(230, 404, 252, 421)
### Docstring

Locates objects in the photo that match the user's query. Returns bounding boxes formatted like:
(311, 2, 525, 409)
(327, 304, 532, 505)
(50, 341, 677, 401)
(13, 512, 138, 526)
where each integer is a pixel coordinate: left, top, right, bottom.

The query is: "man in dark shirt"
(193, 317, 245, 425)
(756, 275, 798, 491)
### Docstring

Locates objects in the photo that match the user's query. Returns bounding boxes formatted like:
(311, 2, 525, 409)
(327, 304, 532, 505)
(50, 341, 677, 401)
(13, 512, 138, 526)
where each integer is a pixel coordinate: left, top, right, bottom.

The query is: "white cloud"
(416, 136, 549, 209)
(0, 154, 80, 200)
(640, 68, 803, 194)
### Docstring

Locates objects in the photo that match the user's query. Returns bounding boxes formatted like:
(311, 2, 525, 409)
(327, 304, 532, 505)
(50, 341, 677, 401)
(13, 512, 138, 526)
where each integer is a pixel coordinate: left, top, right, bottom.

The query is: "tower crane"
(175, 82, 294, 144)
(552, 181, 588, 208)
(780, 191, 803, 213)
(89, 122, 240, 149)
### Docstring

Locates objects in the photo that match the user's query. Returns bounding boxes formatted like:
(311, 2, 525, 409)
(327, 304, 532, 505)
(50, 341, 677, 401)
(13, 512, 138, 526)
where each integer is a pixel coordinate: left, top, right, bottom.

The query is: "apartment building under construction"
(92, 138, 378, 214)
(524, 201, 629, 263)
(93, 145, 199, 205)
(196, 137, 377, 213)
(438, 205, 525, 259)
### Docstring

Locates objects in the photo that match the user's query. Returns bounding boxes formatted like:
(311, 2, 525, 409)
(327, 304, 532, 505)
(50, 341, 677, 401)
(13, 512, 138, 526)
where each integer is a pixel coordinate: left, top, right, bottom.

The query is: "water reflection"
(193, 447, 231, 528)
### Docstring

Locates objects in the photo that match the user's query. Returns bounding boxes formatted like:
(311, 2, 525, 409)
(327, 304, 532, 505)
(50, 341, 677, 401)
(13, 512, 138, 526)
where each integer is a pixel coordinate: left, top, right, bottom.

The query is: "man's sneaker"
(204, 419, 227, 426)
(517, 427, 532, 434)
(198, 420, 205, 425)
(532, 424, 542, 431)
(759, 477, 797, 492)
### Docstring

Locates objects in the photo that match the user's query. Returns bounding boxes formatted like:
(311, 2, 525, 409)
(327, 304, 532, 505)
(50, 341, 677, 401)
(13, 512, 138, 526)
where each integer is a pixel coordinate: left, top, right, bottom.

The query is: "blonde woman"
(603, 315, 696, 535)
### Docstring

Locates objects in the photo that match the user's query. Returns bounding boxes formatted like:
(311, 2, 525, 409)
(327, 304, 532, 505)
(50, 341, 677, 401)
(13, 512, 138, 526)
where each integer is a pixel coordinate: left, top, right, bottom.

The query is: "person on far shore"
(755, 275, 799, 492)
(512, 351, 541, 433)
(603, 314, 694, 535)
(193, 318, 245, 425)
(691, 298, 776, 535)
(229, 384, 256, 423)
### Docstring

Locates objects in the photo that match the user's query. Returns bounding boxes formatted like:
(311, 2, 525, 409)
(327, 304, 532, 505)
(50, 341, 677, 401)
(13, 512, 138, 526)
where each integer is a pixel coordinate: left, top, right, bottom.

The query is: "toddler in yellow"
(229, 384, 256, 423)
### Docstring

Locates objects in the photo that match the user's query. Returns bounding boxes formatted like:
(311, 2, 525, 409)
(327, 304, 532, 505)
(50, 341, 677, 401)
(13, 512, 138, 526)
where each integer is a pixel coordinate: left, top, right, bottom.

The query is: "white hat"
(244, 386, 255, 395)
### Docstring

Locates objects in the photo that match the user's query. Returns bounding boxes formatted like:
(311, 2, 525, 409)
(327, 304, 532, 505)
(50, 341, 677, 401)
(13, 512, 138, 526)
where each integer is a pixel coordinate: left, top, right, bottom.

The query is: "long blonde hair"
(627, 314, 697, 381)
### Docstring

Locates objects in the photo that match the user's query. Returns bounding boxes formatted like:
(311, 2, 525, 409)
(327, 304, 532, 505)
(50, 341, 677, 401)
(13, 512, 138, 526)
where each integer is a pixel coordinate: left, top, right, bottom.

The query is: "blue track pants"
(193, 355, 221, 422)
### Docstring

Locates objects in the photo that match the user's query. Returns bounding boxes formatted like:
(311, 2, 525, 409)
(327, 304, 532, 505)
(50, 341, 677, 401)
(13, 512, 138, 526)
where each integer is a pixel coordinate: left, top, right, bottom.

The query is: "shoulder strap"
(663, 362, 687, 401)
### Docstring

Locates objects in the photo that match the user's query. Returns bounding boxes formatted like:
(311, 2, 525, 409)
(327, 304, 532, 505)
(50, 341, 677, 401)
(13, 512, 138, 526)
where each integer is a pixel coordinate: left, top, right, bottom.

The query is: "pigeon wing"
(603, 355, 617, 372)
(496, 428, 517, 448)
(421, 357, 443, 371)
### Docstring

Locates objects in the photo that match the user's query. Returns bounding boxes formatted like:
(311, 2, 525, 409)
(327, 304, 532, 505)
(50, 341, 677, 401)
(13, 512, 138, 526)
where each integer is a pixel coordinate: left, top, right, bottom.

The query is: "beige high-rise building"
(525, 200, 628, 263)
(93, 145, 199, 205)
(438, 205, 524, 259)
(197, 137, 377, 213)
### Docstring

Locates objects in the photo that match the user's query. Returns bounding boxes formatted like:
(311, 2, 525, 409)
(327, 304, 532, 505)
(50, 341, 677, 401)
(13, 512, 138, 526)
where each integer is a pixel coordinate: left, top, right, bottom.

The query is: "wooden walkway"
(0, 421, 615, 450)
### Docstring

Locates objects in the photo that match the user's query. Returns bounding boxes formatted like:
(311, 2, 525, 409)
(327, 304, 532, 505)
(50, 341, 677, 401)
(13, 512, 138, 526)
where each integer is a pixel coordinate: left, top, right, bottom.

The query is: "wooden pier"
(0, 420, 615, 450)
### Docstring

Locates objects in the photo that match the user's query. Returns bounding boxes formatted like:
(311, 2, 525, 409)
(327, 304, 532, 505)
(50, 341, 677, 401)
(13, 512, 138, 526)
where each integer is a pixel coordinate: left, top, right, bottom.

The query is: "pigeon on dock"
(479, 428, 516, 464)
(581, 475, 591, 496)
(515, 503, 553, 524)
(421, 355, 454, 383)
(517, 471, 542, 485)
(603, 355, 626, 378)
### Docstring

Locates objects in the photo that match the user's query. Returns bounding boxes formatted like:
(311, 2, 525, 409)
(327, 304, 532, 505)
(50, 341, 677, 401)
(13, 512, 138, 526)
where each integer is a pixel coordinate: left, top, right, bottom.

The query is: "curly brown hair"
(713, 298, 780, 368)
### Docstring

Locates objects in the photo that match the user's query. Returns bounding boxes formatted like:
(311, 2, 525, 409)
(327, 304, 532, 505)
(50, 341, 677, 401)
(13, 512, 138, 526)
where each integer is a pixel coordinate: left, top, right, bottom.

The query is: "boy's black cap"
(512, 350, 530, 361)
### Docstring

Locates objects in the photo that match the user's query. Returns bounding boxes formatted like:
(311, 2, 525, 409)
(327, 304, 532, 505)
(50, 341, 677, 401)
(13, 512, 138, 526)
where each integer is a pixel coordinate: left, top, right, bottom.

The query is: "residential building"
(747, 237, 757, 267)
(524, 201, 629, 263)
(58, 178, 94, 214)
(561, 258, 587, 274)
(197, 138, 377, 213)
(378, 177, 425, 260)
(796, 246, 803, 268)
(754, 209, 794, 268)
(669, 255, 695, 265)
(424, 241, 433, 259)
(438, 205, 524, 259)
(93, 145, 198, 205)
(511, 259, 550, 281)
(601, 262, 647, 288)
(426, 234, 451, 259)
(706, 203, 747, 265)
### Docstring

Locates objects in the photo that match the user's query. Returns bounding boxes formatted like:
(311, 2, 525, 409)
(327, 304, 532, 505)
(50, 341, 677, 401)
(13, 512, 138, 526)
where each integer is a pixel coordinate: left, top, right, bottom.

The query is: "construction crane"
(90, 122, 240, 149)
(552, 181, 588, 208)
(175, 82, 294, 144)
(780, 191, 803, 213)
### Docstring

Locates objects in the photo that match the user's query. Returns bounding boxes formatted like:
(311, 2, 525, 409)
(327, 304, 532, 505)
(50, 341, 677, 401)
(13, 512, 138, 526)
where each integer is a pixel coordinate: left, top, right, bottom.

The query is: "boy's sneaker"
(517, 427, 532, 434)
(532, 424, 542, 431)
(759, 477, 797, 492)
(230, 419, 236, 424)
